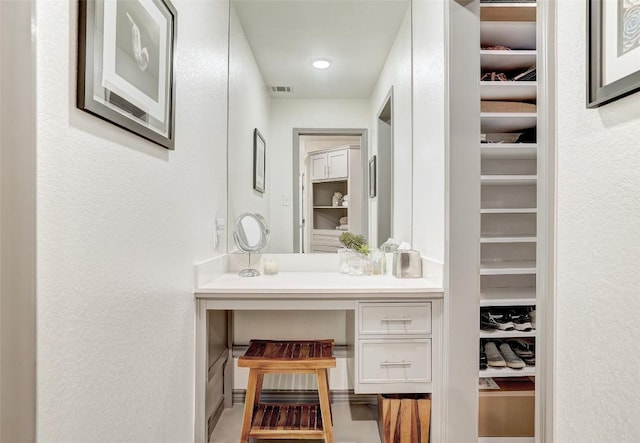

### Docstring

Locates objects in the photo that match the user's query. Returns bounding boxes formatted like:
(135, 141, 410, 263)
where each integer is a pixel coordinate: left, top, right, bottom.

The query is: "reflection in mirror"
(227, 0, 413, 253)
(233, 213, 269, 276)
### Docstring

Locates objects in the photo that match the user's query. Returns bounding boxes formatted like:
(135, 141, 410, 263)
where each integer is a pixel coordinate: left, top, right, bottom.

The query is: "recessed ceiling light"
(312, 58, 332, 69)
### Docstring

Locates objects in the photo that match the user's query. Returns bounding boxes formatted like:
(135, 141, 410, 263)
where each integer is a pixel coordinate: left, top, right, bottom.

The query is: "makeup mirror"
(233, 213, 270, 276)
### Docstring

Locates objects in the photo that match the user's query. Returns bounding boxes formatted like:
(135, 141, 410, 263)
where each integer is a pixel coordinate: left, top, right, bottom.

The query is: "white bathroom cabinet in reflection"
(307, 145, 362, 253)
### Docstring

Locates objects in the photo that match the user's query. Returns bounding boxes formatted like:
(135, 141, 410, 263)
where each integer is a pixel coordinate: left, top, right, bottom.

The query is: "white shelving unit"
(479, 1, 539, 440)
(479, 366, 536, 379)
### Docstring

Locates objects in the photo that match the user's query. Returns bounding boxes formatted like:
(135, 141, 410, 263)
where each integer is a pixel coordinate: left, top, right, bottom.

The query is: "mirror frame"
(233, 213, 269, 253)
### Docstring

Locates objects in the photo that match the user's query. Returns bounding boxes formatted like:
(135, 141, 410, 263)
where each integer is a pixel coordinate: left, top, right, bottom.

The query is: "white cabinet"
(309, 148, 349, 182)
(353, 301, 435, 394)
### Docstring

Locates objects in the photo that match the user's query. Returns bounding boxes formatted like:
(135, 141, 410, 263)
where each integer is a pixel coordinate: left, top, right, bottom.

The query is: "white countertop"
(195, 271, 443, 295)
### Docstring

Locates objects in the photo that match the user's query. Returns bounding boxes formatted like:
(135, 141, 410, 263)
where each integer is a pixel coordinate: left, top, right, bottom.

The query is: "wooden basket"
(378, 394, 431, 443)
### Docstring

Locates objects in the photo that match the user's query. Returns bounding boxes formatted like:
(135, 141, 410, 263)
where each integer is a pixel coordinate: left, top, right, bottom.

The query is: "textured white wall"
(35, 1, 228, 441)
(412, 0, 445, 264)
(268, 99, 370, 252)
(556, 1, 640, 441)
(227, 4, 272, 250)
(369, 7, 413, 247)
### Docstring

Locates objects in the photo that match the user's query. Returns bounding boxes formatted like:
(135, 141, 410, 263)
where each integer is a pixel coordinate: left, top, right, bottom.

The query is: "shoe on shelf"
(509, 309, 533, 332)
(480, 348, 488, 370)
(529, 307, 536, 329)
(523, 356, 536, 366)
(507, 338, 535, 358)
(499, 342, 526, 369)
(481, 309, 514, 331)
(484, 341, 506, 367)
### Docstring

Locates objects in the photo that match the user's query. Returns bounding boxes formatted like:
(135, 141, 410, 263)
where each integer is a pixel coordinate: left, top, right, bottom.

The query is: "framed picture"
(588, 0, 640, 108)
(77, 0, 177, 149)
(253, 129, 266, 193)
(369, 155, 377, 198)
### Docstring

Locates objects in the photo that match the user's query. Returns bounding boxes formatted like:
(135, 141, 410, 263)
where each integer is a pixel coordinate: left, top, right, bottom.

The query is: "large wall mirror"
(227, 0, 413, 253)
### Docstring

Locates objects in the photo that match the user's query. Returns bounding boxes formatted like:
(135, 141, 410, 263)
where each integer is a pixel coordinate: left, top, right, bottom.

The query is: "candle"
(263, 259, 279, 275)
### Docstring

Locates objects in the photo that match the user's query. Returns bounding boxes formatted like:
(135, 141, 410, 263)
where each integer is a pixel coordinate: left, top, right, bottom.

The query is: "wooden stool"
(238, 339, 336, 443)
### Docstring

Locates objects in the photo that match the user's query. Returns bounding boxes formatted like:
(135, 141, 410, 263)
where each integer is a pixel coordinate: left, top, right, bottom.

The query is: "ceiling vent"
(270, 86, 293, 93)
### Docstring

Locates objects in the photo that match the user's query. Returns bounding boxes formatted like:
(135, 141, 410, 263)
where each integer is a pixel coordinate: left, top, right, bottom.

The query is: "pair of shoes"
(482, 307, 534, 332)
(481, 309, 514, 331)
(481, 71, 508, 81)
(483, 341, 526, 369)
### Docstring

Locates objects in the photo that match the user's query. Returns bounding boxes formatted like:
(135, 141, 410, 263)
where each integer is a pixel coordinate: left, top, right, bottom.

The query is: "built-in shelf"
(480, 81, 537, 101)
(313, 206, 347, 209)
(480, 329, 536, 339)
(481, 113, 537, 133)
(478, 438, 535, 443)
(480, 287, 536, 306)
(481, 143, 537, 159)
(481, 22, 536, 50)
(480, 261, 537, 275)
(479, 366, 535, 378)
(481, 234, 537, 243)
(481, 175, 537, 186)
(480, 50, 536, 71)
(481, 207, 537, 214)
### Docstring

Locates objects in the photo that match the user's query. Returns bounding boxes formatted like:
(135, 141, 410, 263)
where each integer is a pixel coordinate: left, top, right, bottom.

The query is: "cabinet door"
(327, 149, 348, 179)
(310, 153, 327, 181)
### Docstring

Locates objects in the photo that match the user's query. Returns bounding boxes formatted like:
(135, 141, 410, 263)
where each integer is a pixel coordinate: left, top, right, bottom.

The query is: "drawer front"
(359, 339, 431, 383)
(360, 303, 431, 335)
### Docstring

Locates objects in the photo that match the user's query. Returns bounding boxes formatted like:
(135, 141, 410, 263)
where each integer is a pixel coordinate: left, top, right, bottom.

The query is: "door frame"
(292, 128, 369, 253)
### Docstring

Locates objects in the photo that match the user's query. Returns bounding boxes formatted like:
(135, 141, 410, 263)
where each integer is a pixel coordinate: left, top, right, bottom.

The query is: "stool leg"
(316, 368, 334, 443)
(254, 373, 264, 406)
(240, 369, 259, 443)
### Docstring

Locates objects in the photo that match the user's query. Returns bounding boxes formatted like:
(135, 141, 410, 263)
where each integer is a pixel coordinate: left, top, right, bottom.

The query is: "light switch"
(282, 194, 291, 206)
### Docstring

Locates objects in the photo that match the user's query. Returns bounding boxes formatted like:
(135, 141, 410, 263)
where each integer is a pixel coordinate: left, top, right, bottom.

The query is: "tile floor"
(209, 403, 381, 443)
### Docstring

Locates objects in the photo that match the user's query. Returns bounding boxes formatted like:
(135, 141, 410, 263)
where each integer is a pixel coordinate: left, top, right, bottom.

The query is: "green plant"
(339, 232, 369, 255)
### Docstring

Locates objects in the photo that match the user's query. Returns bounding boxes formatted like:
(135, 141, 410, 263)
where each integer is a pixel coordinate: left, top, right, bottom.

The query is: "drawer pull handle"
(380, 360, 412, 367)
(380, 318, 412, 323)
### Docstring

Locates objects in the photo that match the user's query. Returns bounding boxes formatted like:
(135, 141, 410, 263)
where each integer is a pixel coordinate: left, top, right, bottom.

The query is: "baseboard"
(232, 389, 378, 405)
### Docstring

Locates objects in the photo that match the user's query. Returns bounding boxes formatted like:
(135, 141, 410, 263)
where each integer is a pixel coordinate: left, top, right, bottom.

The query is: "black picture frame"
(588, 0, 640, 108)
(253, 129, 266, 193)
(369, 155, 377, 198)
(77, 0, 177, 149)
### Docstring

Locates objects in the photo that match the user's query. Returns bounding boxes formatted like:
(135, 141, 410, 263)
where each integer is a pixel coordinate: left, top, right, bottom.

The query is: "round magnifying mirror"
(233, 213, 269, 277)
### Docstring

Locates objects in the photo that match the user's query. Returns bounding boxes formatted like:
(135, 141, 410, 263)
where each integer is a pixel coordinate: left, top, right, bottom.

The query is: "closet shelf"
(481, 175, 537, 185)
(313, 206, 347, 209)
(480, 50, 536, 70)
(481, 22, 536, 51)
(481, 143, 537, 159)
(480, 261, 537, 275)
(479, 366, 535, 378)
(480, 82, 537, 101)
(480, 287, 536, 306)
(481, 114, 537, 133)
(478, 438, 535, 443)
(480, 329, 536, 339)
(481, 207, 537, 214)
(480, 234, 537, 243)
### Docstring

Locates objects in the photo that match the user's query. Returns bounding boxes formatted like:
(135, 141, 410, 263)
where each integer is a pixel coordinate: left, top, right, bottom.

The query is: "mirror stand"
(239, 252, 260, 277)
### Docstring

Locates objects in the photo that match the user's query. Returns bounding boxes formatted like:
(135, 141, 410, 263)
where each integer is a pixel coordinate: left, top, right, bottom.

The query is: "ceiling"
(232, 0, 410, 99)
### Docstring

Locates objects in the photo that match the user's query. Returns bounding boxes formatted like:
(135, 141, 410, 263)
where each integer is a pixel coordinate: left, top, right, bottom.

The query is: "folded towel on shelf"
(481, 101, 537, 113)
(339, 216, 348, 225)
(336, 224, 348, 231)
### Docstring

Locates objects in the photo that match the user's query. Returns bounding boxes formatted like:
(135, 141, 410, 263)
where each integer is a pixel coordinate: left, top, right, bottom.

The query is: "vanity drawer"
(359, 339, 431, 384)
(359, 302, 431, 335)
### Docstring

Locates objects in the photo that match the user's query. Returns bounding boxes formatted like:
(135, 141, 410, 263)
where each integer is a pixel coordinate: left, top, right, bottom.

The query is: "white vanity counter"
(196, 271, 443, 296)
